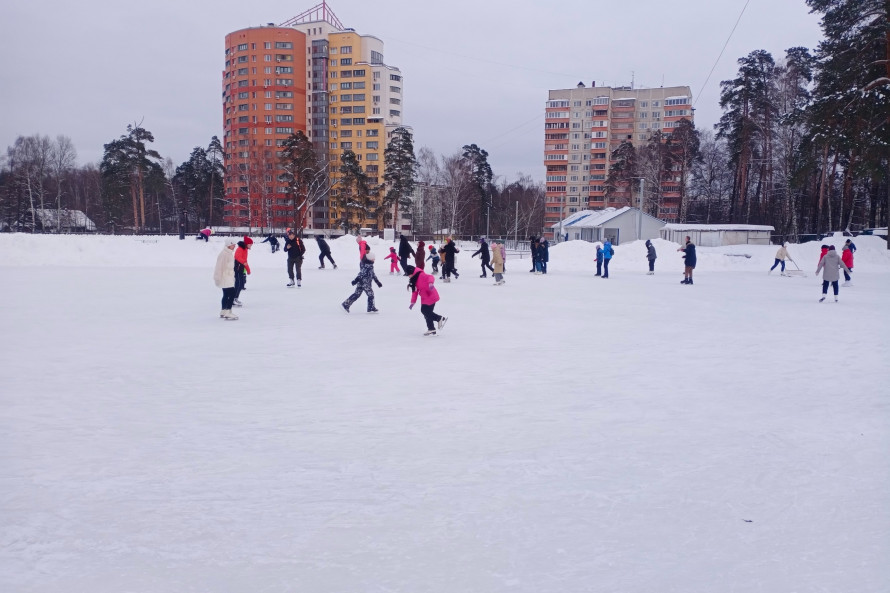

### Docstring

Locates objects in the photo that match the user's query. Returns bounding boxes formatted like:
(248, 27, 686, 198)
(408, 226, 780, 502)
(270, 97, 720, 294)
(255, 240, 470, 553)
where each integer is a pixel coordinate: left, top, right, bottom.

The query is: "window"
(594, 97, 609, 105)
(340, 58, 352, 66)
(275, 103, 292, 110)
(652, 101, 660, 106)
(264, 42, 271, 49)
(370, 50, 383, 64)
(547, 100, 569, 108)
(354, 118, 366, 124)
(366, 141, 378, 149)
(237, 43, 248, 51)
(276, 115, 293, 122)
(353, 81, 365, 89)
(275, 42, 293, 49)
(264, 103, 272, 110)
(275, 127, 293, 134)
(366, 153, 379, 161)
(390, 86, 401, 93)
(353, 69, 365, 77)
(238, 92, 249, 99)
(665, 110, 689, 117)
(276, 66, 293, 74)
(340, 82, 352, 90)
(390, 74, 402, 81)
(353, 93, 365, 101)
(366, 129, 378, 137)
(340, 46, 352, 54)
(237, 68, 248, 76)
(238, 104, 248, 111)
(665, 97, 690, 106)
(264, 115, 272, 123)
(341, 118, 353, 125)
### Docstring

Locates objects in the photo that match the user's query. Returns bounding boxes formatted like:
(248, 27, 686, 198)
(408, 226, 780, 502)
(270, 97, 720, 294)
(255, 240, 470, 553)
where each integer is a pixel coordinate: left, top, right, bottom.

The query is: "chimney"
(591, 80, 596, 87)
(577, 81, 585, 88)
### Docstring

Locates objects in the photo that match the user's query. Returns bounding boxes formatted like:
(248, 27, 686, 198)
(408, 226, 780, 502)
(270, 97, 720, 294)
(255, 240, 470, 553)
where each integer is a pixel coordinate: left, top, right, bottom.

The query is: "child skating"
(384, 246, 400, 275)
(342, 251, 382, 313)
(427, 244, 440, 273)
(406, 265, 447, 336)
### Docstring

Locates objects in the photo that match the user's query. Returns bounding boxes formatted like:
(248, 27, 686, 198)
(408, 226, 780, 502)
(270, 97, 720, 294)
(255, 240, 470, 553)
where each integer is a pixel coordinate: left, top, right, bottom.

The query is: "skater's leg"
(832, 281, 839, 296)
(287, 257, 295, 281)
(770, 259, 781, 272)
(420, 304, 436, 330)
(319, 253, 326, 268)
(345, 286, 363, 307)
(296, 258, 303, 282)
(366, 288, 376, 311)
(821, 280, 829, 295)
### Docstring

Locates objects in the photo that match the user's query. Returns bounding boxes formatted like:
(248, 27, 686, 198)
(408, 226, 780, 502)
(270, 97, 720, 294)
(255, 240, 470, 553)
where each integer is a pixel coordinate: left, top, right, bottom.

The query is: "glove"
(351, 279, 357, 286)
(409, 303, 414, 310)
(375, 280, 383, 288)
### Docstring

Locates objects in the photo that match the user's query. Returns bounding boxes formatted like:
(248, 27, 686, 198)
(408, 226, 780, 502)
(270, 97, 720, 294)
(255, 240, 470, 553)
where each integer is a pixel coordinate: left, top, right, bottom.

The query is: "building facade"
(223, 2, 406, 233)
(543, 83, 694, 229)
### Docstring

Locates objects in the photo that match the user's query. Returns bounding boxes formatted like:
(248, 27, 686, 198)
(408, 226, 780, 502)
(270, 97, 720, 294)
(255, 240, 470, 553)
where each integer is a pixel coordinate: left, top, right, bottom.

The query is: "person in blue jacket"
(678, 236, 697, 284)
(602, 240, 614, 279)
(595, 244, 604, 276)
(538, 238, 550, 274)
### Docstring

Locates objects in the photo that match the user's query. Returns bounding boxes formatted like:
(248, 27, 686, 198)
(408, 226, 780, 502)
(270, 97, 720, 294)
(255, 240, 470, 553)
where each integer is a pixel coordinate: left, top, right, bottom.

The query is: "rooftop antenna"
(661, 74, 664, 88)
(631, 71, 635, 89)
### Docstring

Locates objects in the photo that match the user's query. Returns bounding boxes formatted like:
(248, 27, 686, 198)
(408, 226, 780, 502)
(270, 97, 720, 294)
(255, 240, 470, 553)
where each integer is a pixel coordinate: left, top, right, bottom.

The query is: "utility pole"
(635, 177, 645, 241)
(514, 200, 518, 249)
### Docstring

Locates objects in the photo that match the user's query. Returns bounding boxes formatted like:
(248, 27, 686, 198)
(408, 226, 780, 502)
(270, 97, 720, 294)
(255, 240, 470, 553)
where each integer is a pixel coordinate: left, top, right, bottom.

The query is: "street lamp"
(631, 177, 645, 241)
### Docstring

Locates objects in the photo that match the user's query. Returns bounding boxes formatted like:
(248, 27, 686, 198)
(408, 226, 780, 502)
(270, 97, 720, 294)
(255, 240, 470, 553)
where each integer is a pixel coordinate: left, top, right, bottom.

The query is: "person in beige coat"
(815, 245, 851, 302)
(769, 243, 794, 275)
(213, 240, 238, 320)
(491, 241, 506, 285)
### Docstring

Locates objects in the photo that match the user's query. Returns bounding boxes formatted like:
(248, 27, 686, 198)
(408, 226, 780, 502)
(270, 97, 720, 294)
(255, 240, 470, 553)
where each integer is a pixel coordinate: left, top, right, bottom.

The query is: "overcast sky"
(2, 0, 823, 182)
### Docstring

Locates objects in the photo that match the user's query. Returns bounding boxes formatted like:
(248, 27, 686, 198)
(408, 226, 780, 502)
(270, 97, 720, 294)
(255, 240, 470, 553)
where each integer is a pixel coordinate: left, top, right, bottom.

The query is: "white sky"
(1, 0, 823, 181)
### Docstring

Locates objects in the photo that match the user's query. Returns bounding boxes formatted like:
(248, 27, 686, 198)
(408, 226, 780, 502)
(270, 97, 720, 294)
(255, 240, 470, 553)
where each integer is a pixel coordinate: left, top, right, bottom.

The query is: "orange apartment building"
(222, 2, 406, 233)
(543, 83, 694, 230)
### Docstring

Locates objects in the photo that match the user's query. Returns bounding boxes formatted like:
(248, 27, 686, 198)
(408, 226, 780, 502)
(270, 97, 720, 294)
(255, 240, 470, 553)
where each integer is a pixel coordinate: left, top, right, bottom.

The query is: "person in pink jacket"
(406, 265, 448, 336)
(384, 246, 400, 274)
(356, 235, 368, 261)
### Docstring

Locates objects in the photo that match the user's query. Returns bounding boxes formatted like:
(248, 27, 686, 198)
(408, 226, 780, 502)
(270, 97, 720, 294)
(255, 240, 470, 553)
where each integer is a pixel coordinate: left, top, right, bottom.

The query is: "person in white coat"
(213, 240, 238, 320)
(815, 245, 851, 303)
(769, 243, 794, 275)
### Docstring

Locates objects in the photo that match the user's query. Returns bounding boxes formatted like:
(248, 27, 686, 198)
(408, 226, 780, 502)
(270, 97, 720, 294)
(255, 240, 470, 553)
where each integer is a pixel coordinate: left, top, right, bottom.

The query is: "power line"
(693, 0, 751, 108)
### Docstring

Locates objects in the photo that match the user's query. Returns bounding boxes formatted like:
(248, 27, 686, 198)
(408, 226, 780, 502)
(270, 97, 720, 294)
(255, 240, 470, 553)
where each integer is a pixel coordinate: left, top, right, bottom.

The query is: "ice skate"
(223, 309, 239, 320)
(287, 280, 295, 287)
(220, 309, 226, 318)
(318, 266, 325, 269)
(424, 329, 437, 336)
(437, 316, 448, 330)
(233, 298, 243, 307)
(647, 271, 654, 275)
(819, 296, 826, 302)
(341, 302, 350, 313)
(842, 281, 851, 287)
(367, 308, 379, 313)
(681, 278, 689, 284)
(333, 264, 337, 269)
(297, 280, 301, 288)
(834, 296, 838, 302)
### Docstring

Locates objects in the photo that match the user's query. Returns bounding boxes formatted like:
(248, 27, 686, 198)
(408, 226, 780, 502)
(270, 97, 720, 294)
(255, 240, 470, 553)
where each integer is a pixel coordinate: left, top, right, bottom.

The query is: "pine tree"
(383, 127, 417, 232)
(461, 144, 493, 235)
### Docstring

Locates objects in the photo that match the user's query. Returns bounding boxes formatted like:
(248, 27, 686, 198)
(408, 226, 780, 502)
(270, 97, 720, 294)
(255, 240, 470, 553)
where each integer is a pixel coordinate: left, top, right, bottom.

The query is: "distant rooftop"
(280, 1, 344, 30)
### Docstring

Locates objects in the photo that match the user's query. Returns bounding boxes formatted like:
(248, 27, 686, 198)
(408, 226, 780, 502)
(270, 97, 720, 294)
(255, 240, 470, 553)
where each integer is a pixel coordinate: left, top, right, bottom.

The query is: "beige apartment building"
(222, 2, 406, 232)
(544, 83, 694, 229)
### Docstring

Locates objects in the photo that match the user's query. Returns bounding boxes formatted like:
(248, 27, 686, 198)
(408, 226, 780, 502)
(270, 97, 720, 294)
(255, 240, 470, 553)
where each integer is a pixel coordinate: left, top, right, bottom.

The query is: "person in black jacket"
(678, 236, 696, 284)
(315, 235, 337, 269)
(471, 237, 494, 277)
(645, 240, 657, 274)
(442, 238, 460, 282)
(283, 229, 307, 287)
(261, 234, 280, 253)
(398, 235, 416, 276)
(529, 236, 539, 272)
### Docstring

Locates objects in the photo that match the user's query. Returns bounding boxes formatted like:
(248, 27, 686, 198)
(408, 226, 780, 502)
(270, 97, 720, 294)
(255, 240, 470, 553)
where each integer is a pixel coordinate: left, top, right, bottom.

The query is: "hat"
(428, 245, 435, 250)
(828, 245, 836, 250)
(365, 252, 376, 262)
(390, 246, 396, 250)
(225, 239, 236, 246)
(243, 236, 254, 245)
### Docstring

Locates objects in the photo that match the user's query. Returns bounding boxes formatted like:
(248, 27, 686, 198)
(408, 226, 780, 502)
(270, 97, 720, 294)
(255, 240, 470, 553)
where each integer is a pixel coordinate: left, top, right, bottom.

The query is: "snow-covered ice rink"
(2, 233, 889, 593)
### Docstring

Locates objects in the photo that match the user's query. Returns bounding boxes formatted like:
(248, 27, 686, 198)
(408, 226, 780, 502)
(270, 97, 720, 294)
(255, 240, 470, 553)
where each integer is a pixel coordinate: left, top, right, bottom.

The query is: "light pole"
(632, 177, 645, 241)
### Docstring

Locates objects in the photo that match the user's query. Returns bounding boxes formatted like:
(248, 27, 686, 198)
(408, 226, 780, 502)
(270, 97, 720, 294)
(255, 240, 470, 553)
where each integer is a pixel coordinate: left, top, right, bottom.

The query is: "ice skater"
(678, 236, 696, 285)
(472, 237, 494, 278)
(342, 251, 382, 313)
(196, 227, 212, 242)
(442, 237, 460, 282)
(816, 245, 851, 302)
(213, 240, 238, 320)
(356, 235, 368, 260)
(595, 243, 604, 277)
(645, 240, 657, 274)
(414, 240, 426, 270)
(769, 243, 793, 275)
(283, 229, 306, 287)
(315, 234, 337, 269)
(406, 265, 447, 336)
(601, 239, 614, 279)
(261, 234, 280, 253)
(427, 245, 440, 273)
(233, 236, 252, 306)
(538, 237, 549, 274)
(384, 246, 401, 274)
(491, 240, 505, 285)
(841, 243, 854, 286)
(398, 235, 415, 276)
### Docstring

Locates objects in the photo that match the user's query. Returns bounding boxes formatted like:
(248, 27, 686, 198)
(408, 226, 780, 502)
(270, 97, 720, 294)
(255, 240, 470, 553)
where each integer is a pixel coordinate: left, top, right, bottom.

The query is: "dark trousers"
(822, 280, 839, 295)
(221, 287, 236, 310)
(649, 259, 655, 272)
(444, 260, 458, 278)
(345, 285, 376, 311)
(480, 257, 493, 276)
(770, 259, 785, 272)
(431, 259, 439, 273)
(596, 259, 602, 276)
(234, 272, 246, 299)
(400, 255, 411, 275)
(603, 259, 611, 278)
(288, 256, 303, 280)
(319, 252, 335, 267)
(843, 270, 851, 282)
(420, 303, 442, 330)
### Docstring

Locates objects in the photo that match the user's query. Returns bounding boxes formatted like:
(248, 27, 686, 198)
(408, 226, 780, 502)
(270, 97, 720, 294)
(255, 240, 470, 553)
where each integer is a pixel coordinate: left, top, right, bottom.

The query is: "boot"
(223, 309, 239, 320)
(681, 278, 689, 284)
(688, 278, 694, 285)
(819, 296, 826, 302)
(220, 309, 226, 318)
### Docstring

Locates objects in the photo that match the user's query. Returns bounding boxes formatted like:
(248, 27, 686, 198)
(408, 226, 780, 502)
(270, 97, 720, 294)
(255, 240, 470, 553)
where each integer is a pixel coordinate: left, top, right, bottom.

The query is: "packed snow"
(2, 233, 889, 593)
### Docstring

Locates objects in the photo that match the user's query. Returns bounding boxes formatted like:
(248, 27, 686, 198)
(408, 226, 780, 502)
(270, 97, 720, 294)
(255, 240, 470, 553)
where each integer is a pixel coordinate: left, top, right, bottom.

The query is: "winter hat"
(225, 239, 236, 246)
(390, 246, 396, 251)
(243, 236, 254, 245)
(428, 245, 435, 250)
(365, 251, 376, 262)
(828, 245, 836, 251)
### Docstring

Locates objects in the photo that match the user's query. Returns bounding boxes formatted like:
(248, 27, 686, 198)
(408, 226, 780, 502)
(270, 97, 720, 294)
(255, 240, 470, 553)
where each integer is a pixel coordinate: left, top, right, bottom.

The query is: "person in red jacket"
(406, 265, 447, 336)
(233, 236, 252, 306)
(841, 244, 854, 286)
(819, 244, 829, 262)
(356, 235, 368, 261)
(384, 247, 400, 275)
